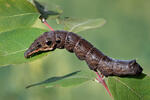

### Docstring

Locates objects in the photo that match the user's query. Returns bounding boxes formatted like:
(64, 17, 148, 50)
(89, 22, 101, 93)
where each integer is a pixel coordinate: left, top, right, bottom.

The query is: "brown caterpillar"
(24, 30, 143, 77)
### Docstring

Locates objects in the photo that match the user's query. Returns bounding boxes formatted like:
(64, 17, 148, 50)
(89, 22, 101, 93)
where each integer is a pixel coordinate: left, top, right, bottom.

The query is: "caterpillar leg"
(95, 72, 112, 97)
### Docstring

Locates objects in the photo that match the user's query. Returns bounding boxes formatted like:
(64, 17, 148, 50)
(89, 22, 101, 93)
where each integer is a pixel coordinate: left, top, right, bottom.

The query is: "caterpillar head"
(24, 31, 56, 58)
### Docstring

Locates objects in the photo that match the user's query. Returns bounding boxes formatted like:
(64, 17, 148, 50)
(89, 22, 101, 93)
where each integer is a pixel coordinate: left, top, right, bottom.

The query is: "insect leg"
(95, 72, 112, 97)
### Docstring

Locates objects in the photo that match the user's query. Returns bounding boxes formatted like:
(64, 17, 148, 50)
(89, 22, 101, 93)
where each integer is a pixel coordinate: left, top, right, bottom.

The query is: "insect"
(24, 19, 143, 96)
(24, 30, 143, 77)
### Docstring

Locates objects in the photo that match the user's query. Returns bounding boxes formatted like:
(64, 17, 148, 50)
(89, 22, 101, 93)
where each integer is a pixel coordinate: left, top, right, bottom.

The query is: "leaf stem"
(96, 72, 112, 97)
(41, 18, 54, 31)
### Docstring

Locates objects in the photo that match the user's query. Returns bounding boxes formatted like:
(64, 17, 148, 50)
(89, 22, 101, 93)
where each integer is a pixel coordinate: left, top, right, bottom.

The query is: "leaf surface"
(108, 74, 150, 100)
(26, 70, 96, 88)
(0, 0, 48, 66)
(59, 17, 106, 33)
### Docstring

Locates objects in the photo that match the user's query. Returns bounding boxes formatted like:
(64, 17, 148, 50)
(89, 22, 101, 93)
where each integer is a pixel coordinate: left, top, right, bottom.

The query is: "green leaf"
(59, 17, 106, 33)
(0, 0, 49, 66)
(0, 0, 38, 33)
(108, 74, 150, 100)
(26, 70, 96, 88)
(0, 28, 49, 66)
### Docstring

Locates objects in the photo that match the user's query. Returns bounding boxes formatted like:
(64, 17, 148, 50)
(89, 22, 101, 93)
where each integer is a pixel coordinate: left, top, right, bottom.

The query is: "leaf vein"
(0, 12, 38, 18)
(1, 48, 27, 56)
(114, 77, 142, 99)
(69, 20, 91, 32)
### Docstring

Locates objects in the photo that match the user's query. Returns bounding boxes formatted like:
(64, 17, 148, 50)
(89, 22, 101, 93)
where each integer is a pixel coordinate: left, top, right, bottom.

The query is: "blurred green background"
(0, 0, 150, 100)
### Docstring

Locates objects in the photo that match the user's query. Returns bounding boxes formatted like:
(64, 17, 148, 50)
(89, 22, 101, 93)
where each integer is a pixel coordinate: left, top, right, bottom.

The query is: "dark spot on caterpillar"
(37, 44, 42, 48)
(36, 42, 42, 48)
(78, 42, 81, 46)
(46, 41, 52, 46)
(67, 37, 70, 41)
(65, 36, 71, 44)
(56, 40, 61, 43)
(56, 37, 61, 44)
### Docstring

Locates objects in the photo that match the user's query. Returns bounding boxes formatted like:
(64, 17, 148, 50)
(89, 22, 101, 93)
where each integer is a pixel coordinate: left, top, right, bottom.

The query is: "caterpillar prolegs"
(24, 30, 143, 77)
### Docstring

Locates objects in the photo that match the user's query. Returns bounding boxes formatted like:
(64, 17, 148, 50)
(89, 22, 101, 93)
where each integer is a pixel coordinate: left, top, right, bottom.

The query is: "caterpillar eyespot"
(56, 39, 61, 44)
(46, 41, 52, 46)
(24, 30, 143, 77)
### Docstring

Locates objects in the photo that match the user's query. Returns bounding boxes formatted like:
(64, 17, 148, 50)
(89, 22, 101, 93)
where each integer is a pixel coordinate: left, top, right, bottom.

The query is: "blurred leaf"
(46, 19, 64, 30)
(59, 17, 106, 33)
(26, 70, 96, 88)
(33, 0, 63, 19)
(0, 0, 38, 33)
(0, 0, 49, 66)
(108, 73, 150, 100)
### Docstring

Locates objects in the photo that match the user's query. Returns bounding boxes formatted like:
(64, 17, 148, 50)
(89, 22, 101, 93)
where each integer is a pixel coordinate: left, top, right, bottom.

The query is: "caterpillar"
(24, 30, 143, 77)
